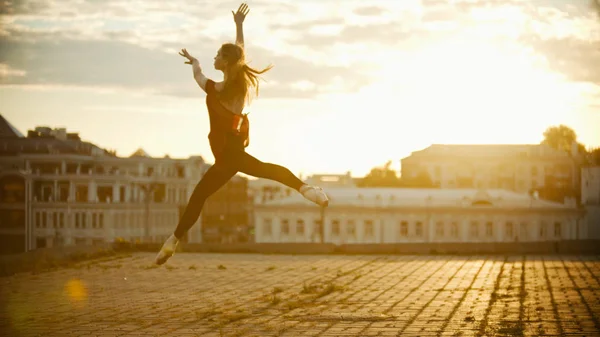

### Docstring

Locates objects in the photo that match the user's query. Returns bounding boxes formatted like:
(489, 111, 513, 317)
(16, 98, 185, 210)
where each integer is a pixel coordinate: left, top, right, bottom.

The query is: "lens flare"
(64, 278, 87, 307)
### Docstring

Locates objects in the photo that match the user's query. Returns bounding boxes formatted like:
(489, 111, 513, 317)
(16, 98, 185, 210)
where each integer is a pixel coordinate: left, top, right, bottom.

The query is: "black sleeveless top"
(205, 79, 249, 155)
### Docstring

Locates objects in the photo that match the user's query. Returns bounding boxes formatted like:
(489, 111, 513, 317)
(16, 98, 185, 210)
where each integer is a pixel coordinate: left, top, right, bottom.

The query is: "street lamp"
(139, 181, 158, 242)
(319, 206, 326, 244)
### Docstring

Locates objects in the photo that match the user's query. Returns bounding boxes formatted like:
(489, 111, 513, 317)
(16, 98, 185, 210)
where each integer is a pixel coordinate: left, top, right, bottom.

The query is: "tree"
(541, 125, 586, 154)
(589, 147, 600, 165)
(357, 160, 402, 187)
(401, 168, 436, 188)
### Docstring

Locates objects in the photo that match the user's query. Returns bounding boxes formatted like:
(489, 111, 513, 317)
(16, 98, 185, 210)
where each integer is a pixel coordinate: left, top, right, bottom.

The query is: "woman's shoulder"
(214, 81, 225, 92)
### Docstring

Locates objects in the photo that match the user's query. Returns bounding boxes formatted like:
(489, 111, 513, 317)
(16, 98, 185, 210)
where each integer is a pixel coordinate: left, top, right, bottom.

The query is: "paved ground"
(1, 253, 599, 337)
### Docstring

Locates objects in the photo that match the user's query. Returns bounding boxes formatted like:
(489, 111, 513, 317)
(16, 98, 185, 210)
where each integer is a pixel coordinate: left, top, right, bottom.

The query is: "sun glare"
(330, 35, 581, 146)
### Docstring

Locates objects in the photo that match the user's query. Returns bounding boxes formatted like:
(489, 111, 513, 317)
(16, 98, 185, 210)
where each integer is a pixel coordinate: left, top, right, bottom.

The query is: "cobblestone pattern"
(1, 253, 599, 336)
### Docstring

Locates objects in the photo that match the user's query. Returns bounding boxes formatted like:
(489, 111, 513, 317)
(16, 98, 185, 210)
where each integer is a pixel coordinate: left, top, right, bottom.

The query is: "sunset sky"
(1, 0, 599, 177)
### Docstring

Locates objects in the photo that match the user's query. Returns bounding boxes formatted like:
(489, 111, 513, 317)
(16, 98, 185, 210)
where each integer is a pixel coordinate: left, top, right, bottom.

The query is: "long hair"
(218, 43, 273, 105)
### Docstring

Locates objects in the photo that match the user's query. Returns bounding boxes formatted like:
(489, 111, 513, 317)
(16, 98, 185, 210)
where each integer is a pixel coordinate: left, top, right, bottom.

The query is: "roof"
(129, 148, 151, 158)
(0, 115, 25, 138)
(258, 187, 569, 209)
(0, 137, 113, 156)
(403, 144, 569, 160)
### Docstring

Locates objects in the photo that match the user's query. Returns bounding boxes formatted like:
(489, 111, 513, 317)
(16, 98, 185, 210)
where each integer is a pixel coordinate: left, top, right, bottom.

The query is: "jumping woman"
(155, 3, 329, 265)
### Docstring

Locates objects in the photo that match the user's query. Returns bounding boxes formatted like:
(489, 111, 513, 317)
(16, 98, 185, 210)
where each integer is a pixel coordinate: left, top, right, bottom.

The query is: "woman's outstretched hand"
(232, 3, 249, 25)
(179, 48, 197, 65)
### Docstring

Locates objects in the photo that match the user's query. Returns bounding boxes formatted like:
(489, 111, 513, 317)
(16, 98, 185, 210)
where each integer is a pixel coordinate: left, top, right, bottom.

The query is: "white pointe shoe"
(300, 185, 329, 207)
(155, 234, 179, 265)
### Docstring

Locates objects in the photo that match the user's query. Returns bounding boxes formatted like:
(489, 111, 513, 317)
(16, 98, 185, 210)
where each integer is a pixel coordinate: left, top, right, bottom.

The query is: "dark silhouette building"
(201, 172, 250, 243)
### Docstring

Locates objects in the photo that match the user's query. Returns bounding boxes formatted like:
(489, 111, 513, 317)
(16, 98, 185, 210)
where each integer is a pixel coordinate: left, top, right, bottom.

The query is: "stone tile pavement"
(1, 253, 599, 336)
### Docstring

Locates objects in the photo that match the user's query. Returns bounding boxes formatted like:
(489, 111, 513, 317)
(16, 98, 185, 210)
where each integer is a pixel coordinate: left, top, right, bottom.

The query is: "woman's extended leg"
(173, 163, 237, 239)
(238, 152, 329, 207)
(155, 162, 236, 265)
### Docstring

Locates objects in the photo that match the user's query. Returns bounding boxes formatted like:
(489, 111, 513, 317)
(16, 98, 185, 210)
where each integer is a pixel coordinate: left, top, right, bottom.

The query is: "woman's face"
(214, 49, 227, 70)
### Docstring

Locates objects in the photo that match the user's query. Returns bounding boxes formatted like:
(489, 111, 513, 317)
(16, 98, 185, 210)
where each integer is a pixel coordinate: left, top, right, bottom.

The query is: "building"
(201, 173, 250, 243)
(248, 172, 357, 205)
(247, 178, 296, 205)
(400, 144, 583, 201)
(582, 166, 600, 239)
(0, 118, 207, 254)
(303, 172, 356, 188)
(254, 187, 584, 244)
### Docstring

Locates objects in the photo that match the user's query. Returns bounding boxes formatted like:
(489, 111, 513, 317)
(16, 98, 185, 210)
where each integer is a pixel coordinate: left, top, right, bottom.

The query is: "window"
(75, 213, 80, 228)
(99, 213, 104, 229)
(470, 221, 479, 238)
(92, 213, 97, 228)
(554, 222, 561, 238)
(450, 222, 458, 238)
(364, 220, 374, 237)
(281, 219, 289, 235)
(436, 221, 444, 237)
(82, 213, 87, 228)
(506, 222, 513, 238)
(36, 212, 40, 228)
(42, 212, 47, 228)
(400, 221, 408, 237)
(331, 220, 340, 236)
(59, 213, 65, 228)
(539, 221, 546, 239)
(263, 218, 272, 235)
(485, 222, 493, 237)
(347, 220, 356, 237)
(296, 219, 305, 235)
(52, 212, 58, 228)
(415, 221, 423, 237)
(313, 219, 322, 235)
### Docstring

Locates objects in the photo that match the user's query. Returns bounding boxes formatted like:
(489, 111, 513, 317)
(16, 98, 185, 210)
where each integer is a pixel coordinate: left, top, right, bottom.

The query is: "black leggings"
(173, 145, 305, 239)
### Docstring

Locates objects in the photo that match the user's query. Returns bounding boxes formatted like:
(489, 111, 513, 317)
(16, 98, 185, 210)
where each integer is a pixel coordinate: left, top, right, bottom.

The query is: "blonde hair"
(218, 43, 273, 105)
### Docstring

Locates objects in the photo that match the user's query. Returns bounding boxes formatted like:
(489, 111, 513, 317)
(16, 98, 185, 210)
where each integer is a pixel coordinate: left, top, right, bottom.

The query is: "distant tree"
(401, 168, 436, 188)
(589, 147, 600, 165)
(538, 125, 588, 204)
(357, 160, 402, 187)
(541, 124, 586, 154)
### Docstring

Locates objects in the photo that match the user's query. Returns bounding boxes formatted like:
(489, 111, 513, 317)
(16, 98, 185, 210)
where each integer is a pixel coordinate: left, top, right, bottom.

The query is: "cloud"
(0, 28, 368, 99)
(353, 6, 386, 17)
(2, 0, 599, 100)
(270, 17, 345, 31)
(0, 0, 52, 15)
(0, 63, 26, 78)
(521, 35, 600, 86)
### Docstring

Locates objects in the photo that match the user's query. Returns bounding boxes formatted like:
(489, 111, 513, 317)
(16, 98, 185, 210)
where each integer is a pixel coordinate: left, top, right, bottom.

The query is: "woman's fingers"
(179, 49, 194, 61)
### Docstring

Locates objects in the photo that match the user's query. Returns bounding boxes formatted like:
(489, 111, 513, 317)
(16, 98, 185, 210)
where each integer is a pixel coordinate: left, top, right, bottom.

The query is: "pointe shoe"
(300, 185, 329, 207)
(155, 234, 179, 265)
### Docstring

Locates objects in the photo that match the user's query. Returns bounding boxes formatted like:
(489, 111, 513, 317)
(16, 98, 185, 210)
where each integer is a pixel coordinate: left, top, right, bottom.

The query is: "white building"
(582, 167, 600, 238)
(401, 144, 582, 194)
(0, 122, 208, 253)
(254, 187, 585, 244)
(304, 172, 356, 188)
(248, 172, 357, 204)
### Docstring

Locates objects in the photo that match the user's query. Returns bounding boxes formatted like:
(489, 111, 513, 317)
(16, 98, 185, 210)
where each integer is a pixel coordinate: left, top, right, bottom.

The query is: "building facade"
(400, 144, 582, 200)
(201, 173, 250, 243)
(0, 122, 208, 254)
(582, 166, 600, 239)
(254, 187, 585, 244)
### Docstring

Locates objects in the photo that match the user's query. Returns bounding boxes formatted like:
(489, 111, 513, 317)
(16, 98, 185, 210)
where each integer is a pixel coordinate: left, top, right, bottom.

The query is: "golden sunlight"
(343, 37, 578, 146)
(64, 278, 88, 307)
